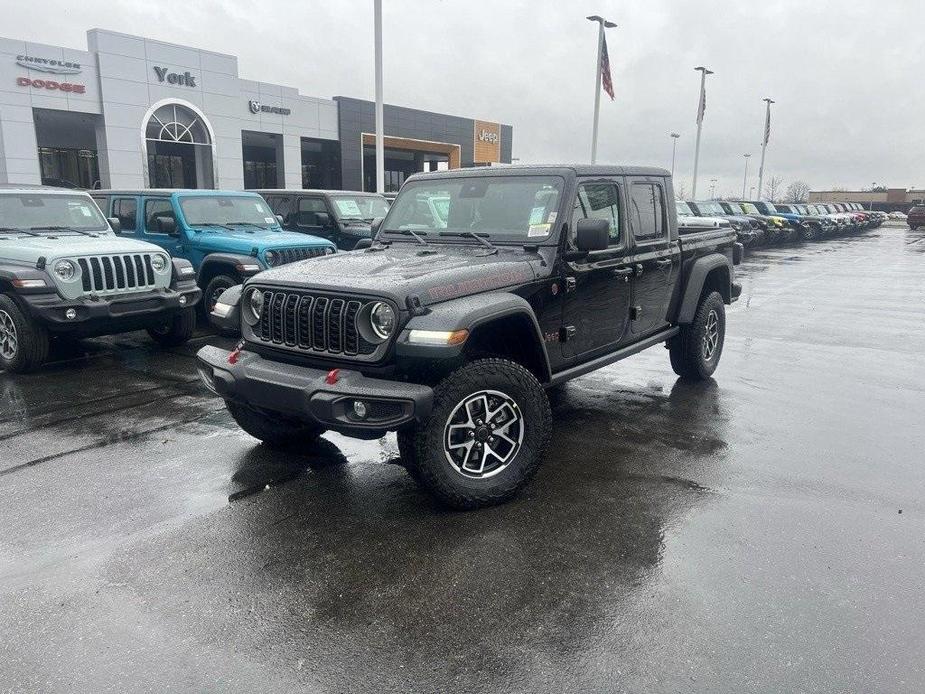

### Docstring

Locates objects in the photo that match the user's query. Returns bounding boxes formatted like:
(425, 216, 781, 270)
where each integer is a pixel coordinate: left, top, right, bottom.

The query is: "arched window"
(145, 103, 211, 145)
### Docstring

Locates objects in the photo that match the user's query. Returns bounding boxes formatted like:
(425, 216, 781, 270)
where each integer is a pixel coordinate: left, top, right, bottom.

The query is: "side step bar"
(547, 327, 680, 387)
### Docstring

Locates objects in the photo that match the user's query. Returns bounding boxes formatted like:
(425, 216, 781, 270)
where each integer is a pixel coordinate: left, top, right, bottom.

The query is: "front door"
(625, 178, 678, 336)
(141, 197, 185, 260)
(295, 196, 334, 242)
(560, 179, 633, 360)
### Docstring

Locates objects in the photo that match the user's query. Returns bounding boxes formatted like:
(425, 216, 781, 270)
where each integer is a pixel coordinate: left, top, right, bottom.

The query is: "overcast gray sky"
(8, 0, 922, 197)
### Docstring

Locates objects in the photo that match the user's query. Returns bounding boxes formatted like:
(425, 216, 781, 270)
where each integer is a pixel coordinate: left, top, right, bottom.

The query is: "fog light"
(178, 295, 188, 306)
(65, 308, 77, 320)
(353, 401, 368, 419)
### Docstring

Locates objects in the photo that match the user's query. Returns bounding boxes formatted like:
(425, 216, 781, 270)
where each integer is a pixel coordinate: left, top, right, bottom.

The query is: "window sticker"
(547, 211, 558, 224)
(335, 199, 363, 216)
(264, 217, 275, 224)
(528, 223, 550, 237)
(529, 206, 546, 225)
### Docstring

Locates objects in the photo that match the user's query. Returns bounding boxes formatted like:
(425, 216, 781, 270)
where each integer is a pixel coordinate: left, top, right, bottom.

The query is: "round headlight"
(265, 250, 278, 267)
(369, 302, 395, 341)
(246, 289, 264, 325)
(53, 259, 77, 282)
(151, 254, 169, 273)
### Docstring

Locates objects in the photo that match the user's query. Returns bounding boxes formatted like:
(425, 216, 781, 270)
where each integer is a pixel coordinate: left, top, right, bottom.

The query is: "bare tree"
(764, 176, 784, 202)
(784, 180, 810, 203)
(674, 180, 688, 200)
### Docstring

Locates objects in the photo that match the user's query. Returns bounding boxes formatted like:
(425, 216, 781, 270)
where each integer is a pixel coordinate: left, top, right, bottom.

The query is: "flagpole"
(756, 98, 774, 201)
(587, 15, 616, 164)
(691, 66, 712, 199)
(742, 153, 751, 199)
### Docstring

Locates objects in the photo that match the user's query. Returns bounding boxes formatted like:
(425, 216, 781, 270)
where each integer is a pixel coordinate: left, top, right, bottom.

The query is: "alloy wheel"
(702, 309, 719, 361)
(0, 309, 18, 360)
(443, 389, 524, 479)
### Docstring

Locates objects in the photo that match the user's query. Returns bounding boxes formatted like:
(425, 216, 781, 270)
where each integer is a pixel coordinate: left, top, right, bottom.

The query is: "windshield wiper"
(439, 231, 497, 253)
(0, 226, 40, 237)
(28, 225, 98, 237)
(383, 228, 428, 246)
(195, 222, 237, 232)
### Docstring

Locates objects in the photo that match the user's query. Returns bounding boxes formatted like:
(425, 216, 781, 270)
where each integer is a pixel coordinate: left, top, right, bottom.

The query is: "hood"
(188, 226, 333, 255)
(678, 215, 725, 228)
(0, 232, 167, 265)
(247, 242, 545, 306)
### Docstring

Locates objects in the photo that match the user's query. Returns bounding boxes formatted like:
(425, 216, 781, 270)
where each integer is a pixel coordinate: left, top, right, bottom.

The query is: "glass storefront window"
(301, 138, 341, 189)
(38, 148, 100, 189)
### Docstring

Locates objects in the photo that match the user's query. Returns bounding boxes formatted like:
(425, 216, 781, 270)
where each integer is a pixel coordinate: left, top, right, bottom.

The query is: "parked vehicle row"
(678, 199, 885, 248)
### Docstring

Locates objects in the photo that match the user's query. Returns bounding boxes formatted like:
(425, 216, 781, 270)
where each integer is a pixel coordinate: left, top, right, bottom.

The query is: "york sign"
(153, 66, 197, 87)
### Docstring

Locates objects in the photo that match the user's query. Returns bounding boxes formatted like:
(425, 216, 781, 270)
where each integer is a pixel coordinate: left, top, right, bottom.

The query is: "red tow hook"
(227, 340, 245, 365)
(325, 368, 341, 385)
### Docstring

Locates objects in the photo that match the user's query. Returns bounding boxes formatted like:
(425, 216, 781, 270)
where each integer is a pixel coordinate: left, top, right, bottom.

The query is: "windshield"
(0, 193, 109, 233)
(762, 203, 779, 213)
(675, 201, 695, 216)
(330, 195, 390, 222)
(383, 176, 564, 241)
(180, 195, 277, 228)
(694, 201, 725, 216)
(740, 202, 760, 214)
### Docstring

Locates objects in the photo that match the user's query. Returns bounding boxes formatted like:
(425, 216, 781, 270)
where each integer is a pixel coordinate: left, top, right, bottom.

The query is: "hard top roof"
(405, 164, 671, 181)
(248, 189, 383, 196)
(94, 189, 264, 196)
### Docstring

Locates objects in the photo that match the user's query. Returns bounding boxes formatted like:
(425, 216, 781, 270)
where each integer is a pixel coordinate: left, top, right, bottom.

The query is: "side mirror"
(353, 238, 373, 250)
(575, 218, 610, 252)
(275, 214, 284, 225)
(315, 212, 331, 228)
(107, 217, 122, 233)
(370, 217, 383, 238)
(156, 216, 178, 236)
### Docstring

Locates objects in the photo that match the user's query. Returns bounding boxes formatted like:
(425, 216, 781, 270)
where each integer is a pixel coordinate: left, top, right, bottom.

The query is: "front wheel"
(669, 291, 726, 381)
(0, 294, 49, 373)
(202, 274, 238, 317)
(406, 358, 552, 510)
(226, 401, 325, 448)
(147, 307, 196, 347)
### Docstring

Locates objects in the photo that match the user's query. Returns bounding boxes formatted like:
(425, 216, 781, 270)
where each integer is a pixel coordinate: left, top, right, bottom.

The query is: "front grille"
(273, 247, 329, 266)
(76, 254, 157, 294)
(255, 289, 378, 358)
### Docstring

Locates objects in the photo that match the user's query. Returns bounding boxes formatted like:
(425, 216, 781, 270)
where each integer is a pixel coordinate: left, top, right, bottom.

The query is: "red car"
(908, 205, 925, 230)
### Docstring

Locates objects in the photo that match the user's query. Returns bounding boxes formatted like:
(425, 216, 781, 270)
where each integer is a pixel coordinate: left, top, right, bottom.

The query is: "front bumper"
(21, 284, 201, 331)
(197, 345, 433, 437)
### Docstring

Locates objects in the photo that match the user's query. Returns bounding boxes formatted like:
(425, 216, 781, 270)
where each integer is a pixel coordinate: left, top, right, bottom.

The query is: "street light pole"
(670, 132, 680, 177)
(870, 182, 876, 211)
(710, 178, 717, 200)
(691, 66, 713, 199)
(587, 15, 617, 164)
(756, 97, 774, 201)
(374, 0, 385, 194)
(742, 153, 751, 199)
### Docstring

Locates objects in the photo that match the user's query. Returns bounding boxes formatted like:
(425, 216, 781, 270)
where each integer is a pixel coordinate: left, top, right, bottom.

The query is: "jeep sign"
(153, 66, 197, 87)
(478, 129, 499, 144)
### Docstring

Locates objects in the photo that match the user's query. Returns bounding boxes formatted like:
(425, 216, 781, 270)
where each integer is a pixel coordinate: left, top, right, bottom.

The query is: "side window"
(571, 181, 621, 247)
(113, 198, 137, 232)
(91, 195, 108, 213)
(272, 196, 292, 224)
(144, 199, 174, 234)
(629, 183, 666, 242)
(297, 197, 328, 227)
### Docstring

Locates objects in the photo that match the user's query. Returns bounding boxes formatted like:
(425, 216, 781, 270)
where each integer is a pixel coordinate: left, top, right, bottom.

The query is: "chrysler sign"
(248, 99, 291, 116)
(16, 55, 81, 75)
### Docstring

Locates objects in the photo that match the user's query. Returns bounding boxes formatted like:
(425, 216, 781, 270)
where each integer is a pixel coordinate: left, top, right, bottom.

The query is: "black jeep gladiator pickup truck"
(198, 166, 742, 509)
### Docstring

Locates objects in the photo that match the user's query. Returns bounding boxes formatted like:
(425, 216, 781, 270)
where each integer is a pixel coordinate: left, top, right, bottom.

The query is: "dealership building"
(0, 29, 513, 192)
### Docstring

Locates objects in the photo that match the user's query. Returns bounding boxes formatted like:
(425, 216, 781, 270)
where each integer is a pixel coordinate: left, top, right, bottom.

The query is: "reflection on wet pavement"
(1, 226, 924, 692)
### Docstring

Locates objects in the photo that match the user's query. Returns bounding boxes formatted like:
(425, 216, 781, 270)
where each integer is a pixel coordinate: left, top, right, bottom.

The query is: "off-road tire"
(407, 358, 552, 510)
(202, 274, 238, 317)
(669, 291, 726, 381)
(226, 400, 325, 447)
(0, 294, 49, 374)
(147, 307, 196, 347)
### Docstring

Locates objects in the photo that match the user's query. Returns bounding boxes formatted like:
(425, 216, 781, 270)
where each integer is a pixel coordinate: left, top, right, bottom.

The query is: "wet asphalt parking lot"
(1, 224, 924, 693)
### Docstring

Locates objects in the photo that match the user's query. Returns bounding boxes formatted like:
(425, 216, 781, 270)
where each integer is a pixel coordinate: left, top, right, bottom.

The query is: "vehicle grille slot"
(258, 291, 272, 340)
(143, 255, 155, 285)
(89, 257, 104, 291)
(270, 292, 286, 343)
(344, 301, 361, 354)
(297, 296, 314, 348)
(312, 297, 328, 350)
(284, 294, 299, 346)
(123, 255, 136, 288)
(78, 259, 92, 291)
(100, 256, 115, 290)
(327, 299, 344, 353)
(113, 255, 126, 289)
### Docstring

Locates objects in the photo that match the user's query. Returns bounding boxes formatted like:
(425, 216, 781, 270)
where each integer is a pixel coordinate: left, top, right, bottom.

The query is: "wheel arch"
(197, 253, 252, 287)
(677, 254, 732, 324)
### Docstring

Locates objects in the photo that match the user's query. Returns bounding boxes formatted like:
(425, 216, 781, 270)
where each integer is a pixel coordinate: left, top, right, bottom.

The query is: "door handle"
(611, 267, 633, 281)
(635, 263, 644, 277)
(655, 258, 673, 268)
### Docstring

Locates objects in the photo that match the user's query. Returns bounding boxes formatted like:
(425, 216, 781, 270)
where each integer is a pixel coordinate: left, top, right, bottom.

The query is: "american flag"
(600, 35, 614, 100)
(763, 107, 771, 144)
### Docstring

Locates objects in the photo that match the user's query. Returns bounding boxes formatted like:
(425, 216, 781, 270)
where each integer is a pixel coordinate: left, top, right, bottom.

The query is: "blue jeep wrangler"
(93, 190, 335, 313)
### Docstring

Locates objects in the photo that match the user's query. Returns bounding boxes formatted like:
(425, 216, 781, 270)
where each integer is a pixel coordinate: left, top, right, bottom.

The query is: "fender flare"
(396, 292, 552, 382)
(197, 253, 262, 284)
(677, 254, 732, 324)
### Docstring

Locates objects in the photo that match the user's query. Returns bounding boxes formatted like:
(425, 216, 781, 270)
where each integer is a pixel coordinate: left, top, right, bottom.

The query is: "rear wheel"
(405, 358, 552, 510)
(226, 400, 325, 447)
(202, 274, 238, 317)
(669, 291, 726, 381)
(0, 294, 49, 373)
(147, 307, 196, 347)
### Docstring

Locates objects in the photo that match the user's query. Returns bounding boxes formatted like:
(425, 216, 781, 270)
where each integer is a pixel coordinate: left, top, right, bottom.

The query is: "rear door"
(560, 178, 633, 360)
(625, 177, 678, 336)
